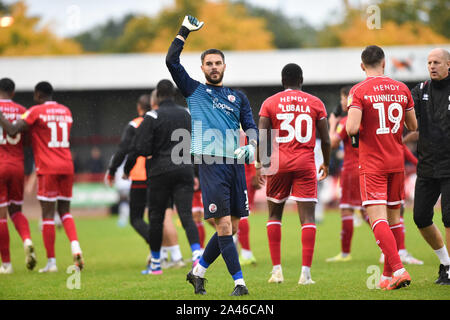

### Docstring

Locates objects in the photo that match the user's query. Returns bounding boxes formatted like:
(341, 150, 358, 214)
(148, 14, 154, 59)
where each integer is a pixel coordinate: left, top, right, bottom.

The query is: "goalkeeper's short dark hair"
(361, 45, 385, 68)
(0, 78, 15, 94)
(201, 49, 225, 64)
(281, 63, 303, 88)
(35, 81, 54, 97)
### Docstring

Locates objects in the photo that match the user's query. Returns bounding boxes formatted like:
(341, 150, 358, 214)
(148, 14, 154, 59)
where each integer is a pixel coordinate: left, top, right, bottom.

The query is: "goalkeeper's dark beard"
(205, 71, 224, 85)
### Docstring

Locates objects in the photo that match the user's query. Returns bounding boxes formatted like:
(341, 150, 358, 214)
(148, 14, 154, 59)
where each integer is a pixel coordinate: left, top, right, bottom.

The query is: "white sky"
(3, 0, 351, 37)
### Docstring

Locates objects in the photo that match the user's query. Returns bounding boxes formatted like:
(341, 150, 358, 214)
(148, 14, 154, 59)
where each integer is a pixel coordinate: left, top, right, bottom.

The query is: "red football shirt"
(348, 76, 414, 174)
(336, 116, 359, 171)
(0, 99, 26, 168)
(259, 89, 327, 173)
(22, 101, 74, 175)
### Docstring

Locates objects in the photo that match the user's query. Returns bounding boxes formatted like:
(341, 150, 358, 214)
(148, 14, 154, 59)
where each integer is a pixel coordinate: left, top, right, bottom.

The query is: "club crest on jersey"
(347, 95, 353, 107)
(228, 95, 236, 103)
(206, 89, 212, 94)
(208, 203, 217, 213)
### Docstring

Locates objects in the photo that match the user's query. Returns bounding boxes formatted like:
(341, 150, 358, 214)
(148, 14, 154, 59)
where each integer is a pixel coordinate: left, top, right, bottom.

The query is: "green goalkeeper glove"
(234, 144, 256, 164)
(178, 15, 204, 39)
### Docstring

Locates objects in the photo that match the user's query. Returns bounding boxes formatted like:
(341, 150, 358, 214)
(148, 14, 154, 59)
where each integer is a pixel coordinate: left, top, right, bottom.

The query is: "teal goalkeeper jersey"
(166, 38, 258, 158)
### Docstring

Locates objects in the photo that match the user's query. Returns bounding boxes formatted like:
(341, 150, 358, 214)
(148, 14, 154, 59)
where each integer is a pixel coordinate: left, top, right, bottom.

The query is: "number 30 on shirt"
(275, 113, 313, 143)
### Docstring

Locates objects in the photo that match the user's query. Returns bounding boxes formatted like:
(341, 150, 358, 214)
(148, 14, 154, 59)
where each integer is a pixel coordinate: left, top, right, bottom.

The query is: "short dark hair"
(361, 45, 385, 67)
(201, 49, 225, 64)
(35, 81, 53, 97)
(281, 63, 303, 87)
(0, 78, 15, 94)
(340, 85, 352, 97)
(156, 79, 175, 99)
(138, 94, 151, 112)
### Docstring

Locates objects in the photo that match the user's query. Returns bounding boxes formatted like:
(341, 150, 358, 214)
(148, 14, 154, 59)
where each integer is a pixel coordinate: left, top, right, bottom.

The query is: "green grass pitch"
(1, 208, 449, 300)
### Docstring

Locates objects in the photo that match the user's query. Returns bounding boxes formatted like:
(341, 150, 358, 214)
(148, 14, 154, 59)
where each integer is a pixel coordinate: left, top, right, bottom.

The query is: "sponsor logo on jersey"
(228, 95, 236, 103)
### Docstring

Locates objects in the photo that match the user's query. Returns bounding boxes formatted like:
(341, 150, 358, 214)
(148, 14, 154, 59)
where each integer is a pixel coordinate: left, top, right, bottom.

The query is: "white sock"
(24, 238, 32, 247)
(272, 264, 282, 272)
(2, 262, 11, 268)
(48, 258, 56, 265)
(381, 275, 392, 281)
(393, 267, 406, 277)
(241, 249, 253, 259)
(234, 278, 246, 287)
(160, 247, 168, 260)
(301, 266, 311, 276)
(193, 263, 207, 278)
(341, 252, 349, 258)
(398, 249, 407, 256)
(168, 245, 182, 261)
(71, 241, 81, 254)
(434, 246, 450, 266)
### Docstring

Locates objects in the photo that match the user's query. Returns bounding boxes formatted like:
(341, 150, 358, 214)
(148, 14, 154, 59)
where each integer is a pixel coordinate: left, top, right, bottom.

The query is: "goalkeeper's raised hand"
(234, 144, 256, 164)
(177, 15, 204, 41)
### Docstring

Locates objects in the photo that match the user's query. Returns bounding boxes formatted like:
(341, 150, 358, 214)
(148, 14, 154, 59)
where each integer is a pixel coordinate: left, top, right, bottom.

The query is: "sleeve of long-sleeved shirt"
(411, 83, 422, 120)
(124, 114, 155, 175)
(108, 124, 135, 175)
(237, 90, 259, 143)
(166, 38, 200, 98)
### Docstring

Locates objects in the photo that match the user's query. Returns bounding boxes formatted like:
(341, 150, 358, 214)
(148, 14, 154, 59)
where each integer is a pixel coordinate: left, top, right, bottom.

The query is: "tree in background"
(0, 1, 82, 56)
(317, 0, 449, 47)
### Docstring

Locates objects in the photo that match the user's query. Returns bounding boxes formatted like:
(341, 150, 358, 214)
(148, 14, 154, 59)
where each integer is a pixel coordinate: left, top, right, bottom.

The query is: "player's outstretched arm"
(166, 15, 203, 98)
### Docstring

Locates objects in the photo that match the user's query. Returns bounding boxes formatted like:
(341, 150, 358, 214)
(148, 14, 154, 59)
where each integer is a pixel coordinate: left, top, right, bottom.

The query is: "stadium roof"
(1, 44, 448, 91)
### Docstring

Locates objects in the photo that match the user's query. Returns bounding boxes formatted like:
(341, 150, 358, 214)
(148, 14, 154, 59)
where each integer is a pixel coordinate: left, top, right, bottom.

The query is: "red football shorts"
(266, 169, 317, 203)
(192, 190, 203, 212)
(359, 171, 404, 208)
(0, 165, 24, 207)
(37, 174, 73, 202)
(339, 167, 362, 209)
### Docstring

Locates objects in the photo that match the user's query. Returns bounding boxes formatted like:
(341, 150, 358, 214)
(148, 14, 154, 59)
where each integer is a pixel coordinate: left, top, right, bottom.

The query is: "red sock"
(267, 220, 282, 266)
(42, 219, 55, 259)
(301, 223, 316, 267)
(383, 253, 393, 277)
(371, 219, 403, 272)
(0, 219, 11, 263)
(238, 217, 250, 251)
(196, 222, 205, 249)
(341, 216, 354, 254)
(390, 223, 405, 252)
(10, 212, 31, 242)
(61, 213, 78, 242)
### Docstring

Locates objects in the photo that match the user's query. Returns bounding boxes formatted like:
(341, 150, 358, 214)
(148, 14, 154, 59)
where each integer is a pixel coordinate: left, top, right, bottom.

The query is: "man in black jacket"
(412, 48, 450, 285)
(125, 79, 200, 275)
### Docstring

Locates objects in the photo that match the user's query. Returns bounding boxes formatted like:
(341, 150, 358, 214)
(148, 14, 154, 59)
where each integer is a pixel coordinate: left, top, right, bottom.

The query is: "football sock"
(10, 212, 31, 242)
(199, 232, 221, 267)
(196, 222, 205, 249)
(241, 249, 254, 259)
(168, 245, 183, 261)
(390, 223, 405, 257)
(0, 219, 11, 263)
(434, 246, 450, 266)
(42, 219, 56, 259)
(218, 235, 243, 281)
(383, 253, 393, 277)
(267, 220, 282, 266)
(61, 213, 78, 242)
(341, 216, 353, 254)
(301, 223, 316, 268)
(398, 217, 406, 251)
(238, 217, 250, 251)
(371, 219, 403, 272)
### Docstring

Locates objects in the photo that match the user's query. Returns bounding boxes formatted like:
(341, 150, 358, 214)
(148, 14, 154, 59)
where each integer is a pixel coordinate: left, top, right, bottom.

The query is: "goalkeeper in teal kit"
(166, 15, 258, 296)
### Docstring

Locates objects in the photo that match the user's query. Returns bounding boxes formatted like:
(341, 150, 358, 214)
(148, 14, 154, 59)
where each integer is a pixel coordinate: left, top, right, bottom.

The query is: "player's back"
(0, 99, 26, 168)
(259, 89, 327, 172)
(348, 76, 414, 174)
(22, 101, 74, 175)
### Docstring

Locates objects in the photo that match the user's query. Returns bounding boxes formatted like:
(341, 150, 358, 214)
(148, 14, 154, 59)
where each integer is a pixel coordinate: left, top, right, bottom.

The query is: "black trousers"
(129, 181, 149, 244)
(413, 176, 450, 228)
(147, 167, 199, 254)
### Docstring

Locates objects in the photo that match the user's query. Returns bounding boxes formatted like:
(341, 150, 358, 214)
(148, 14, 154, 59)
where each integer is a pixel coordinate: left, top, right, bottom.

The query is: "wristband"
(177, 26, 190, 40)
